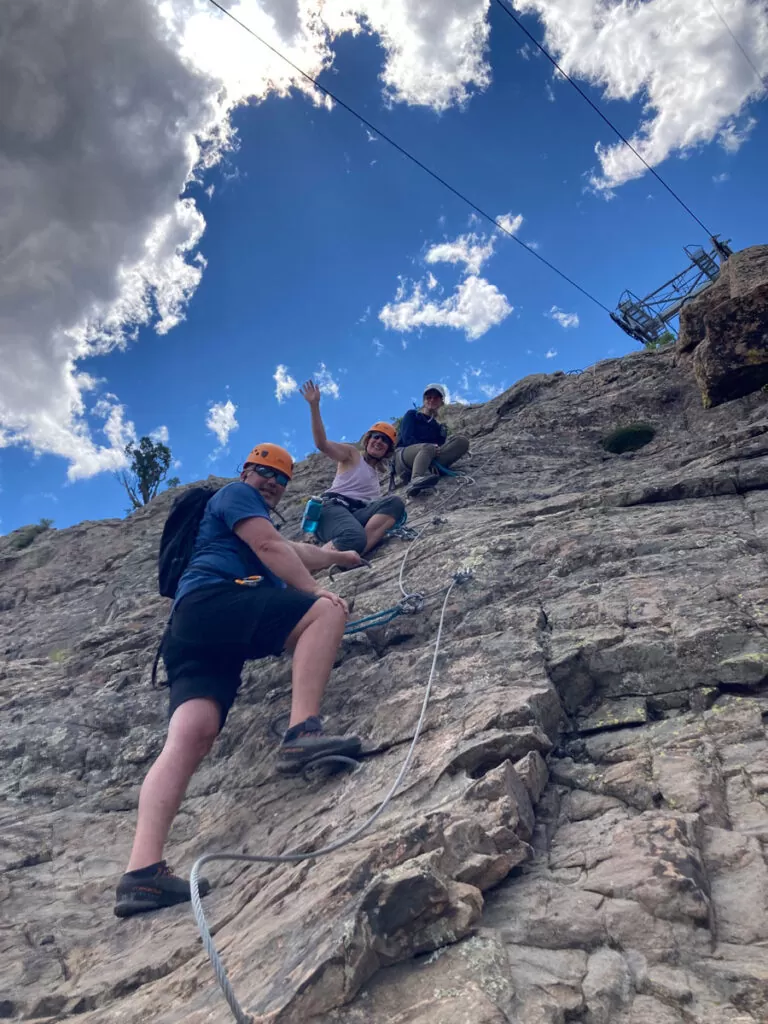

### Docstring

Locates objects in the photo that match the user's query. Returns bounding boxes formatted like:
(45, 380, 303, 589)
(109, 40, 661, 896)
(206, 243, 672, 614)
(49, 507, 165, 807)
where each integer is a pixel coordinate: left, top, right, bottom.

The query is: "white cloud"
(11, 0, 758, 480)
(0, 0, 495, 480)
(150, 425, 170, 445)
(718, 116, 758, 153)
(322, 0, 492, 111)
(426, 232, 496, 275)
(314, 362, 340, 399)
(274, 365, 299, 403)
(380, 275, 512, 341)
(426, 272, 439, 290)
(712, 171, 730, 184)
(545, 82, 556, 103)
(372, 338, 385, 356)
(513, 0, 767, 192)
(479, 381, 505, 399)
(206, 399, 238, 447)
(548, 306, 580, 329)
(545, 349, 558, 359)
(496, 212, 524, 236)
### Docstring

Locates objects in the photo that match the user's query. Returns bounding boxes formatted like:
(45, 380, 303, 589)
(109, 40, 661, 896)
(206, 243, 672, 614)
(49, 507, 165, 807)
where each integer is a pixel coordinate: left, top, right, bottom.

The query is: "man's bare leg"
(125, 698, 220, 871)
(285, 597, 347, 726)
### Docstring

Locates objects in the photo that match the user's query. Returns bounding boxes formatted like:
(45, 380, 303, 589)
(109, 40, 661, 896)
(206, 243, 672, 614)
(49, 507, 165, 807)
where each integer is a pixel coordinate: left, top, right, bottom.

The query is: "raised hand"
(301, 380, 321, 406)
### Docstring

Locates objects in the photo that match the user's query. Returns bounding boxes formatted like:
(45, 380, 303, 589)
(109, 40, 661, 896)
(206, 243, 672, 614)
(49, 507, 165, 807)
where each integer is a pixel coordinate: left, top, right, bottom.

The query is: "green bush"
(9, 518, 54, 550)
(601, 423, 656, 454)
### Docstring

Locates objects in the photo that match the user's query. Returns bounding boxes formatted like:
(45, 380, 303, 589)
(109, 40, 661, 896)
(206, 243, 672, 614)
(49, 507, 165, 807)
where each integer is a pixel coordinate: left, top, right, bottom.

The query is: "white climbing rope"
(189, 568, 472, 1024)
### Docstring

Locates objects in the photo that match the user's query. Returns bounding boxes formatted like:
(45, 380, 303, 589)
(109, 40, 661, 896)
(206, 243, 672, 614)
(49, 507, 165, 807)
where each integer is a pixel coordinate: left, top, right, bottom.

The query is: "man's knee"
(333, 526, 367, 553)
(378, 495, 405, 521)
(168, 699, 220, 758)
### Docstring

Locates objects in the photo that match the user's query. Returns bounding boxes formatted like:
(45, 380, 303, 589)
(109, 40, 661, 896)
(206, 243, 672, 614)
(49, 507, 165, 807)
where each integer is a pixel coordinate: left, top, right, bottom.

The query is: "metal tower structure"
(611, 236, 733, 346)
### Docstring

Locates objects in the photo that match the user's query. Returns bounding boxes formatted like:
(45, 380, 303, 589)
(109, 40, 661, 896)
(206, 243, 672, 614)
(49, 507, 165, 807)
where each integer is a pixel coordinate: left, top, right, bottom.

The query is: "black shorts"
(162, 582, 316, 729)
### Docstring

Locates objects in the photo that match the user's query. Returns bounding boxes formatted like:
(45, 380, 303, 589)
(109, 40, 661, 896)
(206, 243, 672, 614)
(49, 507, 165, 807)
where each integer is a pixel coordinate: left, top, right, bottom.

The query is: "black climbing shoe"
(406, 474, 439, 497)
(114, 861, 210, 918)
(276, 716, 362, 775)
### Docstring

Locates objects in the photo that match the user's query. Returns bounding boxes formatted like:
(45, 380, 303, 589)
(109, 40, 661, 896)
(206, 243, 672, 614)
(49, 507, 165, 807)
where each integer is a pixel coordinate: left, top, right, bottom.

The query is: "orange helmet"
(367, 421, 397, 446)
(244, 443, 293, 479)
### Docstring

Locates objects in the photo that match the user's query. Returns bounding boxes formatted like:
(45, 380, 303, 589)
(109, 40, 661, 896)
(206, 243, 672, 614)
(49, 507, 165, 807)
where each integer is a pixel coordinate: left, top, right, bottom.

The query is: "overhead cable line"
(204, 0, 612, 314)
(491, 0, 718, 239)
(704, 0, 767, 91)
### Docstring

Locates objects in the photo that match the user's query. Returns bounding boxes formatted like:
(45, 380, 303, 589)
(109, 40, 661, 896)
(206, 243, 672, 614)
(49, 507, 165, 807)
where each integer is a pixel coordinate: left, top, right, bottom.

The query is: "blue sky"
(2, 0, 767, 534)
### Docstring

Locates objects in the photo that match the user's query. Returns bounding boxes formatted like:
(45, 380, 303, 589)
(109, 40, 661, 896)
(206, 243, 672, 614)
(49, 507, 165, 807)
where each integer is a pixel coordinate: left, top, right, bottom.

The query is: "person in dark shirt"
(395, 383, 469, 495)
(114, 443, 364, 918)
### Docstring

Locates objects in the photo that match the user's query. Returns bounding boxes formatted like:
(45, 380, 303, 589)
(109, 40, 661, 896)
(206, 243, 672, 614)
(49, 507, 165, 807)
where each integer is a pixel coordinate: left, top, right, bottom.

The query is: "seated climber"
(301, 379, 405, 554)
(114, 443, 364, 918)
(395, 383, 469, 495)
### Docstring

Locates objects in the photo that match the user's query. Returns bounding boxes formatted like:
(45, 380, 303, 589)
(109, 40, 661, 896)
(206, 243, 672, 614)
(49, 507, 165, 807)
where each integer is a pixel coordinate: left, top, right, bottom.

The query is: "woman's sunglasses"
(369, 432, 392, 445)
(251, 465, 291, 487)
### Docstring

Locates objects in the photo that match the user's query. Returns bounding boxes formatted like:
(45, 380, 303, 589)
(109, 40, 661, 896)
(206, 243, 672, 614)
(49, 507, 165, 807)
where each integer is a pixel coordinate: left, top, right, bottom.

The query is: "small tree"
(166, 476, 181, 490)
(118, 436, 172, 510)
(645, 331, 675, 351)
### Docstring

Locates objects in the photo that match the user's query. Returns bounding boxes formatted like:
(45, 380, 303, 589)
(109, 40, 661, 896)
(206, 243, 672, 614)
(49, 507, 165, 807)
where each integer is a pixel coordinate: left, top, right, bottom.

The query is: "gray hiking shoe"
(406, 474, 439, 496)
(114, 860, 210, 918)
(276, 716, 362, 775)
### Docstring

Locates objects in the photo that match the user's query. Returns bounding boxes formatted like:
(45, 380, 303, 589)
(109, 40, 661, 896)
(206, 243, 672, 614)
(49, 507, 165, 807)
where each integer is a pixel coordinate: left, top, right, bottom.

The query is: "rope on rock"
(189, 568, 473, 1024)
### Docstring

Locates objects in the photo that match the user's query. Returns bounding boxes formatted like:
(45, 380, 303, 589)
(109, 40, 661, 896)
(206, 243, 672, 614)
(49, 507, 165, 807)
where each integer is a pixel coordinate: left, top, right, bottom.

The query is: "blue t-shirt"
(174, 482, 284, 604)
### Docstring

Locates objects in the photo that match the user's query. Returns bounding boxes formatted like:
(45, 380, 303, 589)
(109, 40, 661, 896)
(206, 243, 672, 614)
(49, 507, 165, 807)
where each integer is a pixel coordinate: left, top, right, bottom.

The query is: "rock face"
(3, 347, 768, 1023)
(678, 244, 768, 407)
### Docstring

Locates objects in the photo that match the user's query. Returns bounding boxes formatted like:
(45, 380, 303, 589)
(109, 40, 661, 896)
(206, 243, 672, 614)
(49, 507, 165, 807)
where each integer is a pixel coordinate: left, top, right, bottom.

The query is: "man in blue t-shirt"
(115, 443, 364, 918)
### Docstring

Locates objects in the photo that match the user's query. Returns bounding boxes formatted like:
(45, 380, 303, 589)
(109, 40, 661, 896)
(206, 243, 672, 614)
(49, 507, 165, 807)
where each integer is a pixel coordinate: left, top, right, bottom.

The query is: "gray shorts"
(316, 495, 405, 553)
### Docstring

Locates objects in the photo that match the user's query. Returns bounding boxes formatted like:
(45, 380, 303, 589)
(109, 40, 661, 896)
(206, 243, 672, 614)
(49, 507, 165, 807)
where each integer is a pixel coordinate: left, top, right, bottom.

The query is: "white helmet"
(423, 383, 447, 400)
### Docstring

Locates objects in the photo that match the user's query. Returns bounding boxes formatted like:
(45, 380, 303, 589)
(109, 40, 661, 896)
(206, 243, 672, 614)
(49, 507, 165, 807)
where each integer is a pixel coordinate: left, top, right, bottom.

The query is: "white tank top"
(327, 455, 381, 503)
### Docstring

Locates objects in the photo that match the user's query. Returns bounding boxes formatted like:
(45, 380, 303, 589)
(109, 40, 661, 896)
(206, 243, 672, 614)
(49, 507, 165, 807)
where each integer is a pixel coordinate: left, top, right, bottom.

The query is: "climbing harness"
(190, 568, 473, 1024)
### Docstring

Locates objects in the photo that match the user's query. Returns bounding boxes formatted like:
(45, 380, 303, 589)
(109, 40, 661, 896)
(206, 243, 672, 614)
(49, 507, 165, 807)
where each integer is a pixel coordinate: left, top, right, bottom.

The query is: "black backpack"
(157, 484, 220, 599)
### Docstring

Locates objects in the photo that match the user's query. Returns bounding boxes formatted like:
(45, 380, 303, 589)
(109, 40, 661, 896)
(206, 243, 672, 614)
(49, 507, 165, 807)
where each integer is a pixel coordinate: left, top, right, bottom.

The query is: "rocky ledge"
(3, 324, 768, 1022)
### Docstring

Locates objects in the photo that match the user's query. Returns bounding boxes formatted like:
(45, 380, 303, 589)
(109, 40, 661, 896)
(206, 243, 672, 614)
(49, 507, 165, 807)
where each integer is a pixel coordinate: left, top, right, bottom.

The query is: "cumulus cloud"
(8, 0, 762, 481)
(0, 0, 494, 480)
(426, 232, 496, 275)
(548, 306, 580, 329)
(274, 365, 299, 403)
(380, 275, 512, 341)
(479, 381, 506, 399)
(322, 0, 492, 110)
(513, 0, 767, 191)
(314, 362, 340, 399)
(455, 363, 505, 402)
(718, 116, 758, 153)
(545, 348, 558, 359)
(150, 425, 170, 445)
(381, 224, 513, 340)
(206, 399, 238, 447)
(496, 212, 524, 236)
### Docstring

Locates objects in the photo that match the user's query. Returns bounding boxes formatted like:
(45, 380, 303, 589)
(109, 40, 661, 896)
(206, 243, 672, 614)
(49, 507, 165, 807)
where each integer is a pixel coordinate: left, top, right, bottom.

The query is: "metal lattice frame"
(612, 236, 732, 345)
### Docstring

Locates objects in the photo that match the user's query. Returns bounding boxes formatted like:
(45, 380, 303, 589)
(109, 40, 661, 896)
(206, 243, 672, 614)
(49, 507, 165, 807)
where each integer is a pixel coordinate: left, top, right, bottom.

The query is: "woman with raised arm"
(301, 380, 405, 555)
(395, 383, 469, 495)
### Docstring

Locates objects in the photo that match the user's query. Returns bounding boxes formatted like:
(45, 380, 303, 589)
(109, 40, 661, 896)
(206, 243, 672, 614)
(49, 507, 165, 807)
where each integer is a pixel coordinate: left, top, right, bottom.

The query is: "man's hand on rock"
(333, 551, 365, 570)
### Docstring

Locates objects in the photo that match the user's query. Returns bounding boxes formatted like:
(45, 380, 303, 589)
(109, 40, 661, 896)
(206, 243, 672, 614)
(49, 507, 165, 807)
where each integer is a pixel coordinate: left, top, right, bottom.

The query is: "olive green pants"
(395, 434, 470, 481)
